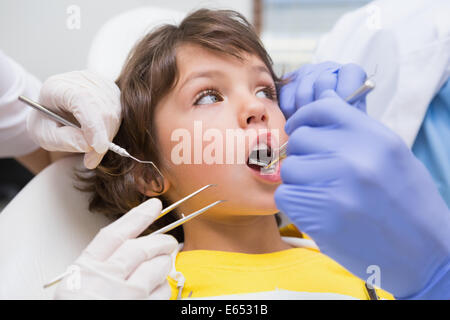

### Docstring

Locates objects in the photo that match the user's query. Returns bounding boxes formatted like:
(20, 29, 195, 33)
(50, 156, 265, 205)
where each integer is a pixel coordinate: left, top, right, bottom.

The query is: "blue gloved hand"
(275, 89, 450, 299)
(279, 62, 368, 119)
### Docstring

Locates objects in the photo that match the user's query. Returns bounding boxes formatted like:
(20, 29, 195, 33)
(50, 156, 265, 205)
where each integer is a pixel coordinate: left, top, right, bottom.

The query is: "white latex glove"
(54, 198, 178, 300)
(26, 70, 121, 169)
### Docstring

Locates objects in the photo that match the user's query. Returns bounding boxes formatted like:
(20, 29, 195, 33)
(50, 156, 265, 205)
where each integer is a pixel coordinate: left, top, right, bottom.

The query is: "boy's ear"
(135, 169, 171, 197)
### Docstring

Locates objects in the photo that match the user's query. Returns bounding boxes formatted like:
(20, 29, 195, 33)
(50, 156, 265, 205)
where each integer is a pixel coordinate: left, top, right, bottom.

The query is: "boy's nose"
(238, 95, 268, 128)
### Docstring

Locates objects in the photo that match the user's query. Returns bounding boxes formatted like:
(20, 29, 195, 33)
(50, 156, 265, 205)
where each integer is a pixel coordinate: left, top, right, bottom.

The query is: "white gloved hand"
(54, 198, 178, 300)
(26, 70, 121, 169)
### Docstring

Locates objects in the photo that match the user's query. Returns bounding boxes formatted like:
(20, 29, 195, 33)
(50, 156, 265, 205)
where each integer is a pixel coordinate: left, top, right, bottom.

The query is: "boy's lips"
(247, 161, 282, 183)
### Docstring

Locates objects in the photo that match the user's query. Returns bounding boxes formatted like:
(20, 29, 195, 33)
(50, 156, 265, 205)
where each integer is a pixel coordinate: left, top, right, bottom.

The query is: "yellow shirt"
(167, 225, 394, 300)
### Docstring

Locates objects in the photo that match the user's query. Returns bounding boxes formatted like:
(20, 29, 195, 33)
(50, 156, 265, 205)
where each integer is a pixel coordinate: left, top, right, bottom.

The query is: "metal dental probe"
(18, 95, 166, 191)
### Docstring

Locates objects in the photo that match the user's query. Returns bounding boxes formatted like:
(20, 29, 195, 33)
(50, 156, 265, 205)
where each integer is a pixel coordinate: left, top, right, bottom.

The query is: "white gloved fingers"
(27, 110, 91, 152)
(82, 198, 163, 261)
(68, 71, 121, 154)
(54, 199, 176, 300)
(38, 74, 71, 113)
(71, 95, 113, 154)
(127, 255, 173, 295)
(83, 150, 105, 169)
(147, 281, 172, 300)
(107, 234, 177, 278)
(37, 70, 121, 162)
(55, 257, 147, 300)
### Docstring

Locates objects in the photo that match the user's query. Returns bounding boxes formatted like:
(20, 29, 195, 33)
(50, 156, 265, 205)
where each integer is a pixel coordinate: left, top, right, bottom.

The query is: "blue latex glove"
(275, 89, 450, 299)
(279, 62, 368, 119)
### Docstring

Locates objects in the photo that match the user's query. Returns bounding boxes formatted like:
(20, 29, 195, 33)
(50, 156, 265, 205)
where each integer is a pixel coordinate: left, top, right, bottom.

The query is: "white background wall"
(0, 0, 252, 81)
(0, 0, 370, 81)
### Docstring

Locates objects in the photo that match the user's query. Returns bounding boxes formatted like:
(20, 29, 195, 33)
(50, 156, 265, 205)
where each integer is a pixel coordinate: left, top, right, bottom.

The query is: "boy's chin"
(254, 195, 277, 211)
(224, 199, 278, 216)
(246, 202, 279, 215)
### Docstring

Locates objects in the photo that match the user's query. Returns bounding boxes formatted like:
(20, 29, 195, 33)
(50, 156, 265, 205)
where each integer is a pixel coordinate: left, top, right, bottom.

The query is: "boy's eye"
(193, 86, 277, 106)
(194, 89, 223, 106)
(256, 86, 277, 100)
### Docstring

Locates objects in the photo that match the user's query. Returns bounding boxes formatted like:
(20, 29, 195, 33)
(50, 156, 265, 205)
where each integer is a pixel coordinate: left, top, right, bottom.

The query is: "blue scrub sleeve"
(412, 78, 450, 208)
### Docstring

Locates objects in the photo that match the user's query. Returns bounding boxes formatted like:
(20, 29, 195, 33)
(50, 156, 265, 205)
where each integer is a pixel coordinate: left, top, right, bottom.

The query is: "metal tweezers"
(39, 174, 222, 289)
(43, 184, 224, 289)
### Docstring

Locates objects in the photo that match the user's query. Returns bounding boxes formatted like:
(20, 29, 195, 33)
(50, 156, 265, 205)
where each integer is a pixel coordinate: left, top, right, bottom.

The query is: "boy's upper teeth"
(252, 142, 269, 151)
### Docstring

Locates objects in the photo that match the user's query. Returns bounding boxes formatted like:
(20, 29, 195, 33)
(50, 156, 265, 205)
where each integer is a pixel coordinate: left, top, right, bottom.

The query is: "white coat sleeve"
(0, 50, 41, 158)
(313, 0, 450, 147)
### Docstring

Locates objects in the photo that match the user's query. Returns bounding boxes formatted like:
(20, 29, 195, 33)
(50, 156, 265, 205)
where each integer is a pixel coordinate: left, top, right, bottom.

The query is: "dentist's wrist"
(397, 258, 450, 300)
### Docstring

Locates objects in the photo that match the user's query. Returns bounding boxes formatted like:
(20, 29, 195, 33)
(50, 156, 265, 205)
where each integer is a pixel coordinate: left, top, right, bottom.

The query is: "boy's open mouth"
(247, 142, 272, 170)
(245, 132, 282, 183)
(246, 132, 278, 170)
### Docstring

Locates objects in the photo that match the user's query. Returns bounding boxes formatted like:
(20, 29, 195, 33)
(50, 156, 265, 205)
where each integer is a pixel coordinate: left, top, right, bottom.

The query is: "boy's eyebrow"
(179, 70, 223, 91)
(179, 65, 272, 91)
(252, 65, 272, 77)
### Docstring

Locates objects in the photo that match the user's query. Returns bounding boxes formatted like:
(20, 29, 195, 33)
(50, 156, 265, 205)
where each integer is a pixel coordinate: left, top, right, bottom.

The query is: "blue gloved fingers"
(314, 71, 338, 101)
(274, 184, 298, 219)
(294, 62, 340, 109)
(274, 184, 326, 233)
(280, 154, 340, 185)
(285, 90, 351, 134)
(279, 62, 370, 119)
(278, 70, 300, 119)
(336, 63, 367, 112)
(286, 125, 334, 156)
(336, 63, 367, 98)
(274, 184, 308, 218)
(279, 65, 316, 119)
(279, 62, 341, 119)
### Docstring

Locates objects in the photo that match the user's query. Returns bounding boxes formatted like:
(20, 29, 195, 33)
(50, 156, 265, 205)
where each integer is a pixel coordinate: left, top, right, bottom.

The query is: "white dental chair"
(0, 6, 186, 300)
(0, 156, 110, 299)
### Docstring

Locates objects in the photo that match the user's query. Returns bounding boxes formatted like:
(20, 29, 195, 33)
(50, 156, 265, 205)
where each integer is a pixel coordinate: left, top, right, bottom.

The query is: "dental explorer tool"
(43, 184, 225, 289)
(263, 79, 376, 169)
(18, 95, 165, 188)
